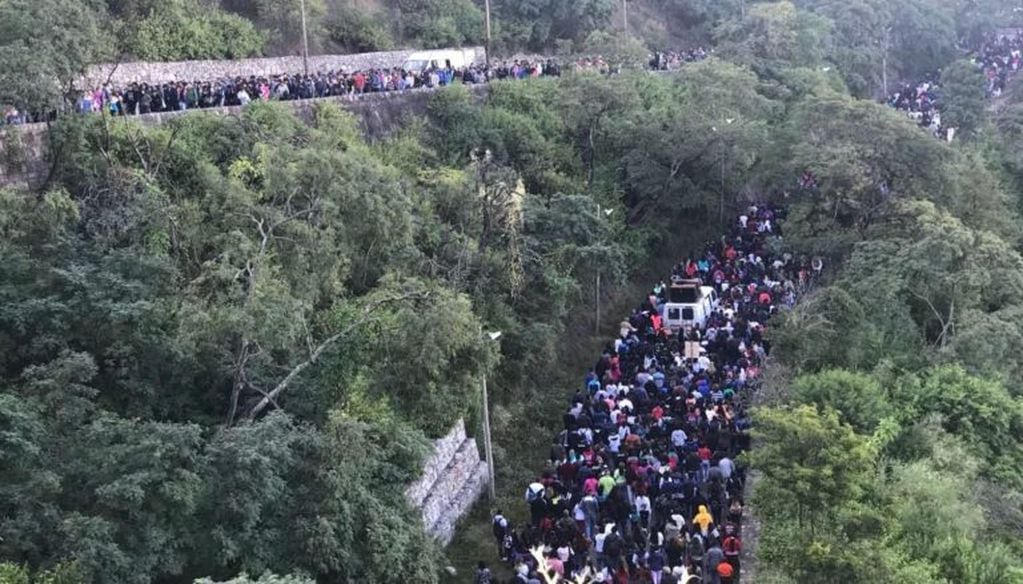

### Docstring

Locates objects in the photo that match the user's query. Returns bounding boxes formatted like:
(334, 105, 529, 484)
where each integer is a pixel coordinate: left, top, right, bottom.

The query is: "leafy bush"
(122, 1, 265, 61)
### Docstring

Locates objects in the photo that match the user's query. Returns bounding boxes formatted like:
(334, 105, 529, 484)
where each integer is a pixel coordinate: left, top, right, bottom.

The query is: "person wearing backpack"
(473, 561, 492, 584)
(492, 510, 509, 559)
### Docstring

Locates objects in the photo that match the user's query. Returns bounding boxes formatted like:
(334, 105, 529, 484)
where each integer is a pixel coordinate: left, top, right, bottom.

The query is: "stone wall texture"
(406, 419, 490, 546)
(0, 124, 49, 190)
(0, 83, 489, 190)
(83, 47, 484, 87)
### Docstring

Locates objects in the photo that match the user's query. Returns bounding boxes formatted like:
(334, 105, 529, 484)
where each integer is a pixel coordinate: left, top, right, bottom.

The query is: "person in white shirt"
(719, 456, 735, 480)
(671, 427, 687, 448)
(594, 523, 612, 553)
(635, 494, 651, 526)
(608, 433, 622, 454)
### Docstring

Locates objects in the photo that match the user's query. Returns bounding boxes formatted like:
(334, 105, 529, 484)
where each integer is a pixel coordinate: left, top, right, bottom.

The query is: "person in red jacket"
(723, 533, 742, 575)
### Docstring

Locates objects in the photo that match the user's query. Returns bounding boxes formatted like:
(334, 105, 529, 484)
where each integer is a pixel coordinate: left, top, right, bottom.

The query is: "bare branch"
(244, 290, 429, 421)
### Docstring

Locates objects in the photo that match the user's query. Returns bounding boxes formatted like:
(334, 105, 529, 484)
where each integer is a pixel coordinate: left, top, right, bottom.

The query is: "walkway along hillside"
(482, 205, 806, 584)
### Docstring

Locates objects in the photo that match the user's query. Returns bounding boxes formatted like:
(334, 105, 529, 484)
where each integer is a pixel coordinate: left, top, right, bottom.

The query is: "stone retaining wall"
(406, 419, 490, 546)
(0, 124, 49, 190)
(83, 47, 484, 87)
(0, 84, 489, 190)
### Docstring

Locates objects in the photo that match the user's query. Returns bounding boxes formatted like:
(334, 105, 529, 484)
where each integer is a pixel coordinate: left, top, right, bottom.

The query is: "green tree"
(749, 405, 875, 532)
(791, 369, 890, 433)
(0, 0, 108, 112)
(714, 1, 832, 77)
(121, 1, 265, 61)
(491, 0, 615, 51)
(779, 95, 949, 254)
(324, 3, 395, 52)
(939, 59, 988, 138)
(840, 201, 1023, 360)
(888, 0, 957, 82)
(221, 0, 326, 52)
(620, 59, 778, 226)
(394, 0, 484, 48)
(194, 574, 314, 584)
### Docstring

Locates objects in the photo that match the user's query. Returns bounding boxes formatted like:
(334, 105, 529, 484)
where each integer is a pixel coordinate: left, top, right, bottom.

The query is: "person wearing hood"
(693, 505, 715, 536)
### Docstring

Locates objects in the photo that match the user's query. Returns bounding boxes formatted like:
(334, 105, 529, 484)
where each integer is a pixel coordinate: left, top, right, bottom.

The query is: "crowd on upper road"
(477, 205, 810, 584)
(1, 58, 557, 125)
(649, 48, 711, 71)
(0, 48, 710, 126)
(888, 30, 1023, 139)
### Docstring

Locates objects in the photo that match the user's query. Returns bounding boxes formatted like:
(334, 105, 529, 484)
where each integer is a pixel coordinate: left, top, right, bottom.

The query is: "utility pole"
(595, 205, 614, 335)
(481, 375, 496, 500)
(481, 331, 501, 501)
(596, 204, 602, 336)
(623, 0, 629, 37)
(882, 26, 892, 98)
(484, 0, 492, 70)
(300, 0, 310, 75)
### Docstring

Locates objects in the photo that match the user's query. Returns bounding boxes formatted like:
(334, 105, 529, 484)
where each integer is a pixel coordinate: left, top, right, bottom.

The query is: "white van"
(402, 48, 478, 72)
(661, 279, 719, 331)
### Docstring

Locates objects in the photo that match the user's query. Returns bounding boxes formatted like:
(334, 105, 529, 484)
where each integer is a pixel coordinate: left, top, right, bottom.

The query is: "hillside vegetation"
(3, 1, 1023, 584)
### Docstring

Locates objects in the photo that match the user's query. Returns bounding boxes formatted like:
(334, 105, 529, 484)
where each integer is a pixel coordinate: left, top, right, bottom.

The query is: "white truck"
(661, 278, 719, 331)
(401, 48, 480, 72)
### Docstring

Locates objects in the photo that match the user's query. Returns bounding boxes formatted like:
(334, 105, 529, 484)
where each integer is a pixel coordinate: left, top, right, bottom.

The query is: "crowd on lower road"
(1, 48, 710, 126)
(887, 30, 1023, 140)
(476, 205, 810, 584)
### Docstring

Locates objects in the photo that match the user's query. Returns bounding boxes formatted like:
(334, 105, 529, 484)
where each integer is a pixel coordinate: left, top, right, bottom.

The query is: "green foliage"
(779, 94, 950, 254)
(325, 4, 395, 52)
(896, 367, 1023, 485)
(581, 31, 650, 67)
(749, 405, 875, 532)
(121, 0, 265, 61)
(0, 0, 108, 112)
(194, 574, 314, 584)
(714, 1, 832, 77)
(8, 4, 1023, 579)
(795, 0, 891, 96)
(0, 562, 84, 584)
(791, 369, 890, 433)
(394, 0, 484, 48)
(939, 59, 989, 138)
(221, 0, 326, 53)
(490, 0, 616, 52)
(621, 60, 778, 225)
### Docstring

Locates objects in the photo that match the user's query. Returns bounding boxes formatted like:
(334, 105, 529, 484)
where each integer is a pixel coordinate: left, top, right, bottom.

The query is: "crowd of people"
(649, 48, 710, 71)
(0, 58, 567, 125)
(0, 44, 718, 126)
(887, 29, 1023, 140)
(975, 30, 1023, 97)
(477, 205, 811, 584)
(887, 75, 944, 138)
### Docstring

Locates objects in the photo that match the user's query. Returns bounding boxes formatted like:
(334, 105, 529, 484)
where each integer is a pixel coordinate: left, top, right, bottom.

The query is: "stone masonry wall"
(0, 84, 489, 190)
(82, 47, 484, 87)
(406, 419, 490, 546)
(0, 124, 49, 190)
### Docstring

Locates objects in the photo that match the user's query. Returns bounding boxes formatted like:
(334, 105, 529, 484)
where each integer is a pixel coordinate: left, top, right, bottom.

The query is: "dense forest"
(4, 0, 1023, 583)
